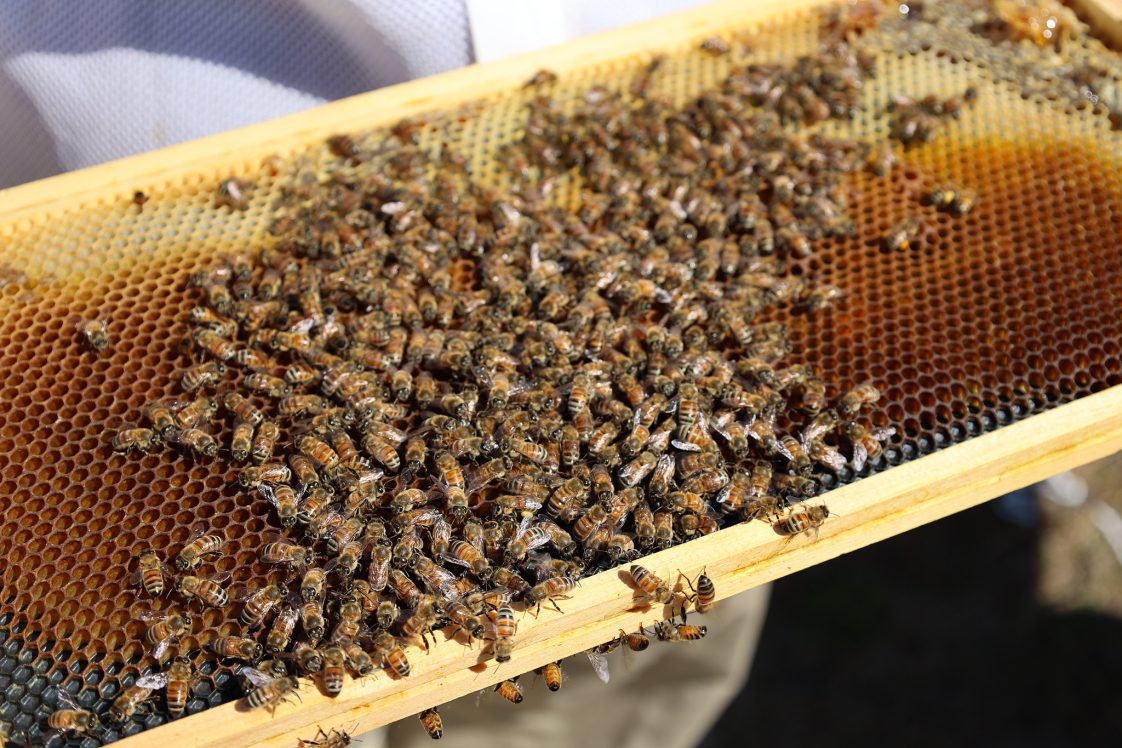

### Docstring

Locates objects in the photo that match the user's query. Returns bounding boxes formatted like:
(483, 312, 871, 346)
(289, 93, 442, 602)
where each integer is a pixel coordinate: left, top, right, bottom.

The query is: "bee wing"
(465, 532, 484, 554)
(421, 567, 458, 594)
(710, 410, 734, 436)
(288, 317, 316, 334)
(55, 688, 81, 710)
(439, 553, 473, 571)
(850, 442, 868, 473)
(774, 438, 795, 462)
(670, 439, 702, 453)
(135, 673, 169, 689)
(524, 551, 555, 583)
(512, 515, 534, 543)
(467, 472, 496, 496)
(871, 426, 897, 441)
(237, 665, 277, 689)
(256, 482, 280, 505)
(585, 652, 611, 684)
(137, 610, 169, 622)
(525, 528, 551, 553)
(814, 445, 848, 473)
(646, 426, 672, 452)
(152, 638, 176, 662)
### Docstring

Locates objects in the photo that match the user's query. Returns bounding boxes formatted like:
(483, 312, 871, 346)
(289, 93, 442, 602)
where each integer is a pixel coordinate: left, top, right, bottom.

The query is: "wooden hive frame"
(1, 0, 1120, 746)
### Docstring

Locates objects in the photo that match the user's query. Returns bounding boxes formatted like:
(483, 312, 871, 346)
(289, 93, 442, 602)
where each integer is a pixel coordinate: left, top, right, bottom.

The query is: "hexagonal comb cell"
(0, 1, 1120, 744)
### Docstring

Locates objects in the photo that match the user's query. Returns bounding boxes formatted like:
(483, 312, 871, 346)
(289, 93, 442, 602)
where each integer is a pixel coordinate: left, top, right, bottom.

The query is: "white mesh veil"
(0, 0, 472, 188)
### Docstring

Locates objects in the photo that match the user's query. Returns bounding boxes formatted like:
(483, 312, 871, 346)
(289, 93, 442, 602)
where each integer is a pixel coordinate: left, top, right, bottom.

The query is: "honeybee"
(470, 456, 511, 492)
(296, 434, 339, 472)
(414, 370, 437, 408)
(774, 504, 831, 539)
(193, 328, 237, 362)
(607, 533, 637, 562)
(373, 630, 410, 677)
(267, 606, 299, 652)
(925, 184, 975, 215)
(681, 570, 716, 614)
(491, 602, 517, 663)
(280, 394, 328, 417)
(261, 539, 314, 569)
(47, 690, 99, 735)
(240, 462, 292, 488)
(230, 420, 254, 462)
(80, 318, 109, 351)
(882, 218, 920, 251)
(143, 400, 177, 436)
(174, 397, 218, 430)
(252, 420, 280, 463)
(418, 707, 443, 739)
(240, 583, 289, 627)
(619, 627, 651, 651)
(240, 666, 300, 713)
(699, 36, 730, 55)
(301, 598, 327, 643)
(837, 382, 881, 418)
(142, 611, 192, 658)
(653, 511, 675, 549)
(257, 483, 298, 528)
(293, 642, 325, 674)
(111, 427, 160, 454)
(111, 679, 160, 722)
(177, 574, 229, 607)
(175, 529, 225, 570)
(573, 503, 608, 542)
(217, 177, 251, 209)
(362, 432, 401, 472)
(526, 575, 578, 614)
(332, 599, 365, 643)
(241, 373, 291, 399)
(399, 600, 439, 649)
(445, 598, 486, 640)
(210, 635, 263, 660)
(181, 361, 226, 391)
(539, 661, 564, 692)
(301, 566, 328, 603)
(162, 657, 195, 718)
(779, 435, 811, 474)
(491, 566, 531, 599)
(500, 516, 549, 564)
(364, 543, 392, 592)
(524, 68, 559, 88)
(494, 678, 524, 704)
(654, 617, 708, 642)
(619, 450, 657, 487)
(444, 539, 492, 580)
(628, 565, 675, 606)
(299, 726, 355, 748)
(134, 548, 168, 597)
(388, 568, 424, 610)
(168, 427, 218, 458)
(846, 422, 895, 472)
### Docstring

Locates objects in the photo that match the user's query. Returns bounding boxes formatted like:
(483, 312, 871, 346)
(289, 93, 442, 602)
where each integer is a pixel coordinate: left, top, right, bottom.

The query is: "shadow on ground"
(699, 504, 1122, 748)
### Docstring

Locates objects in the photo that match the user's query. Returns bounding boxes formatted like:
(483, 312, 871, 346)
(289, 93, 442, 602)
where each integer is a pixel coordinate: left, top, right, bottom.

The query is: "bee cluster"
(51, 36, 928, 744)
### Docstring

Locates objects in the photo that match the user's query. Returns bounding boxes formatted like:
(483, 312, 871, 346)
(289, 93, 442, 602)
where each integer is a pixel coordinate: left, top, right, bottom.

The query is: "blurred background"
(700, 458, 1122, 748)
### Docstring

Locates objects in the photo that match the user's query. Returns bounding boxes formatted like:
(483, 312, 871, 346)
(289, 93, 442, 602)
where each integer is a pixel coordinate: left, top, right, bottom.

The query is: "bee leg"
(546, 595, 571, 614)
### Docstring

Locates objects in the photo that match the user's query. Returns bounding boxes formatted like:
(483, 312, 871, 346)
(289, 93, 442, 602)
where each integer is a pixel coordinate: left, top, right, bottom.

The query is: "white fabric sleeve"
(0, 0, 472, 188)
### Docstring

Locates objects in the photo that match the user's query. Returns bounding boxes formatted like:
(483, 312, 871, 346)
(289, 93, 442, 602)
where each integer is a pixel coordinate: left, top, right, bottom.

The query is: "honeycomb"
(0, 1, 1120, 745)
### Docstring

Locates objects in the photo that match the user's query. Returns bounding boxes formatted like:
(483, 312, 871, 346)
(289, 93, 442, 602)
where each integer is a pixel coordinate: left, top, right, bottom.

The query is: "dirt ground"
(698, 455, 1122, 748)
